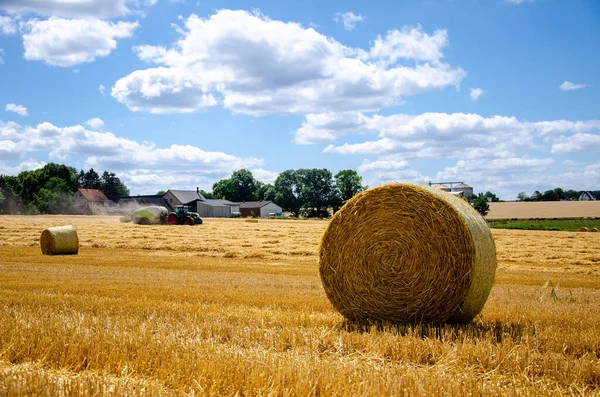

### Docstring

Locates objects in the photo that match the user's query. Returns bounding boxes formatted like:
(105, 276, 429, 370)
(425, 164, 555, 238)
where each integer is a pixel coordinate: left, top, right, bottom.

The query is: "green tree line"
(0, 163, 129, 214)
(517, 188, 599, 202)
(209, 168, 367, 218)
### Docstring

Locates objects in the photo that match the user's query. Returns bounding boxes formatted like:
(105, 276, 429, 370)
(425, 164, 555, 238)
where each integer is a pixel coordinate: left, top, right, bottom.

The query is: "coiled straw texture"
(319, 183, 496, 324)
(40, 225, 79, 256)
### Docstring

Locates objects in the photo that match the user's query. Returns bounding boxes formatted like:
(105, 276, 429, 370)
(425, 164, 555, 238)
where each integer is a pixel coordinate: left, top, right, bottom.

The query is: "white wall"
(260, 202, 283, 217)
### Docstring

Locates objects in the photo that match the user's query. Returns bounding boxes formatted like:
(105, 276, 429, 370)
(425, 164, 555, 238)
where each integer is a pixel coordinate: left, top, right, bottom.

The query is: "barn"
(197, 199, 233, 218)
(238, 201, 283, 218)
(73, 188, 111, 214)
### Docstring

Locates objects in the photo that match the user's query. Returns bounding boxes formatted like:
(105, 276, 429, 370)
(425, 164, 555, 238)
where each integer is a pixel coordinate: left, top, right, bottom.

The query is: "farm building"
(430, 182, 473, 197)
(163, 189, 239, 217)
(163, 189, 204, 210)
(196, 199, 238, 218)
(238, 201, 283, 218)
(452, 183, 474, 197)
(579, 191, 596, 201)
(73, 188, 111, 214)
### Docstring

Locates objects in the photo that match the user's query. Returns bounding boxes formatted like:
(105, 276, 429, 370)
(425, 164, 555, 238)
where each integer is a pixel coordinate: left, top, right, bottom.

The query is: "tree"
(473, 196, 490, 217)
(274, 170, 303, 217)
(298, 168, 337, 218)
(157, 190, 166, 195)
(335, 169, 366, 202)
(199, 189, 214, 199)
(17, 163, 78, 206)
(213, 169, 258, 202)
(212, 178, 233, 200)
(81, 168, 101, 189)
(565, 189, 579, 201)
(483, 191, 500, 202)
(516, 192, 529, 201)
(100, 171, 129, 197)
(31, 177, 73, 214)
(257, 183, 276, 202)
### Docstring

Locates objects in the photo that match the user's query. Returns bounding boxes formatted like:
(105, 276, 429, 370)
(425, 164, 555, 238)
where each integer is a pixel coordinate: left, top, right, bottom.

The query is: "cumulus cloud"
(22, 18, 139, 67)
(333, 12, 364, 31)
(0, 15, 16, 34)
(550, 133, 600, 154)
(5, 103, 28, 116)
(470, 87, 484, 101)
(362, 25, 448, 63)
(0, 119, 267, 193)
(306, 110, 600, 199)
(559, 81, 589, 91)
(112, 10, 465, 115)
(85, 117, 104, 129)
(250, 168, 280, 184)
(0, 0, 149, 19)
(98, 85, 106, 95)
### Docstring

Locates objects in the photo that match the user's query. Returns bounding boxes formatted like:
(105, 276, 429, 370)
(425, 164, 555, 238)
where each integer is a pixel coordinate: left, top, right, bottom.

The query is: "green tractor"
(167, 205, 203, 225)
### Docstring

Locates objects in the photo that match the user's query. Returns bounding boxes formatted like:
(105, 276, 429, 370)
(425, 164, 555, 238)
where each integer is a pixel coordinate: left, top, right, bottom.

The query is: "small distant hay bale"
(319, 183, 497, 324)
(590, 227, 599, 233)
(40, 225, 79, 255)
(245, 219, 259, 223)
(578, 227, 589, 232)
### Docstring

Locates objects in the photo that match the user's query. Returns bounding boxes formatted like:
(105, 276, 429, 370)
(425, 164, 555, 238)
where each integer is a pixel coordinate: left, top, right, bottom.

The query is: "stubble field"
(1, 215, 600, 396)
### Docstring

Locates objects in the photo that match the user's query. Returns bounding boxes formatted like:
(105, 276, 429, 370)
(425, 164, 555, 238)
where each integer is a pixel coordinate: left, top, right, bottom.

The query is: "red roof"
(77, 188, 109, 202)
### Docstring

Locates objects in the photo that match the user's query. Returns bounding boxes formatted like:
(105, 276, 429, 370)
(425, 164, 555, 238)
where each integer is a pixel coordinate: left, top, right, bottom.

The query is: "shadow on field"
(339, 319, 528, 343)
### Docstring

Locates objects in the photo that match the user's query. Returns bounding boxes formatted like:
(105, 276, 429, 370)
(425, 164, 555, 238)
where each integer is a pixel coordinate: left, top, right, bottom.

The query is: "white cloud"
(550, 133, 600, 154)
(0, 15, 16, 34)
(470, 87, 484, 101)
(250, 168, 280, 184)
(112, 10, 465, 115)
(98, 85, 106, 95)
(559, 81, 589, 91)
(333, 12, 364, 31)
(0, 119, 267, 194)
(85, 117, 104, 129)
(504, 0, 532, 4)
(362, 25, 448, 62)
(5, 103, 28, 116)
(0, 48, 4, 64)
(0, 0, 146, 19)
(22, 18, 139, 67)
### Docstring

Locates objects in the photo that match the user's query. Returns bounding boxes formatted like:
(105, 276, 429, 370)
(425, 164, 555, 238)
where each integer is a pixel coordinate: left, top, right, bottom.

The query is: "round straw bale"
(245, 219, 259, 223)
(590, 227, 599, 233)
(319, 183, 497, 324)
(40, 225, 79, 255)
(578, 227, 589, 232)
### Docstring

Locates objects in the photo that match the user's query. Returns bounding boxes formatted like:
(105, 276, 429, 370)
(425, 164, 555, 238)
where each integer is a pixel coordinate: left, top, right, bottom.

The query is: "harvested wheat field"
(1, 215, 600, 396)
(487, 201, 600, 220)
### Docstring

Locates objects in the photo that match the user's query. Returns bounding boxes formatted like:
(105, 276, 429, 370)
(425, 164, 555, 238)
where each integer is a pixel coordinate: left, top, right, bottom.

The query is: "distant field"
(1, 216, 600, 395)
(486, 201, 600, 219)
(488, 218, 600, 231)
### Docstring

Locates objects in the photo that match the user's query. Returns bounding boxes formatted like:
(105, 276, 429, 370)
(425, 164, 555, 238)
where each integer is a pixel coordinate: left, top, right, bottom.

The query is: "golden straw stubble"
(319, 183, 497, 324)
(40, 225, 79, 255)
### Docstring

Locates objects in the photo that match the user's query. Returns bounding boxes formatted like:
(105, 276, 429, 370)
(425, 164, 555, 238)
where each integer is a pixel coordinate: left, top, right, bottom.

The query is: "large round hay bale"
(578, 227, 589, 232)
(590, 227, 599, 233)
(40, 225, 79, 255)
(319, 183, 497, 324)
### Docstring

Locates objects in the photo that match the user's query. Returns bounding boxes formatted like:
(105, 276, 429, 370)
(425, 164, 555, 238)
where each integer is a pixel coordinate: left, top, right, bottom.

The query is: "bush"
(473, 197, 490, 217)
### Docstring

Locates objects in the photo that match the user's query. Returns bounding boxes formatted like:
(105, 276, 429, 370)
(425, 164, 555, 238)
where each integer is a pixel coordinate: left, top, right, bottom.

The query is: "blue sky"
(0, 0, 599, 199)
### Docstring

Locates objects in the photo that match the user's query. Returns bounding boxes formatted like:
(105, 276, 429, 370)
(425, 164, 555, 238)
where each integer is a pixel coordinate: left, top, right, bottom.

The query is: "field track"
(1, 216, 600, 395)
(487, 201, 600, 219)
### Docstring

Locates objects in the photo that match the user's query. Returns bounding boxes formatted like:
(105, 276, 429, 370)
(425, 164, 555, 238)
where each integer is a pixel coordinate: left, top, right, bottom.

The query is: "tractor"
(168, 205, 203, 225)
